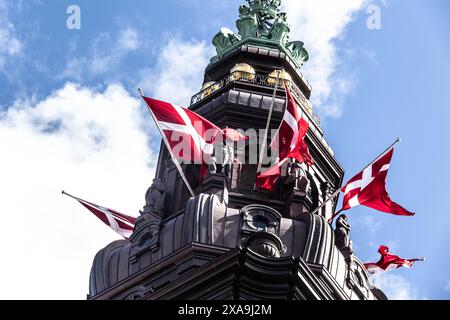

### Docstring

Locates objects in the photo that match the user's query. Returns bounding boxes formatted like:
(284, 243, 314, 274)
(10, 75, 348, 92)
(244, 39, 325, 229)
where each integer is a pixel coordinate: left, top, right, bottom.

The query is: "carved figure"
(335, 215, 353, 257)
(284, 162, 309, 193)
(206, 144, 234, 178)
(143, 179, 166, 217)
(207, 156, 218, 175)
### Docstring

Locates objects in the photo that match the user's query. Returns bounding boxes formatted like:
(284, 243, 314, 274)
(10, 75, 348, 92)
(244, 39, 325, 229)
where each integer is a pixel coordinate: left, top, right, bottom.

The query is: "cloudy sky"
(0, 0, 449, 300)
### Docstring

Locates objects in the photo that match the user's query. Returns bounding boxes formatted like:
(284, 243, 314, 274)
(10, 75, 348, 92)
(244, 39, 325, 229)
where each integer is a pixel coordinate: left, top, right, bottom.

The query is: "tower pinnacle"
(211, 0, 308, 68)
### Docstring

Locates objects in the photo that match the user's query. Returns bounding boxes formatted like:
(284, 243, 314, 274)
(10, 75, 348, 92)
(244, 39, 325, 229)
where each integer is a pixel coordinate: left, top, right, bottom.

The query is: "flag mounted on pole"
(255, 159, 287, 192)
(140, 91, 226, 197)
(364, 245, 425, 275)
(333, 140, 414, 220)
(270, 82, 314, 167)
(62, 191, 136, 239)
(256, 82, 313, 192)
(142, 96, 222, 166)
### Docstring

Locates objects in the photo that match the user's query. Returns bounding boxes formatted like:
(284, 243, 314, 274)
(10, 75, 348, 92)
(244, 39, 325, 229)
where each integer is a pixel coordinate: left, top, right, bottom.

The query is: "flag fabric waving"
(63, 191, 136, 239)
(270, 83, 314, 166)
(222, 128, 249, 142)
(256, 83, 313, 192)
(143, 97, 223, 167)
(364, 245, 424, 275)
(255, 160, 286, 192)
(337, 146, 414, 217)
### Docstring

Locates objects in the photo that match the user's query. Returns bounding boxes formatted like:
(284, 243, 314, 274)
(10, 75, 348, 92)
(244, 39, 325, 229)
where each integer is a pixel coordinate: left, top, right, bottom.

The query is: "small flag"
(364, 245, 425, 274)
(338, 146, 414, 217)
(63, 191, 136, 239)
(142, 97, 223, 175)
(255, 161, 284, 192)
(256, 83, 313, 192)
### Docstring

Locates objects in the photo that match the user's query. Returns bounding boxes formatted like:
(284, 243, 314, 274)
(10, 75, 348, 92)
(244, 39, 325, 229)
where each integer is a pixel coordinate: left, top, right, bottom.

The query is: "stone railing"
(190, 71, 320, 125)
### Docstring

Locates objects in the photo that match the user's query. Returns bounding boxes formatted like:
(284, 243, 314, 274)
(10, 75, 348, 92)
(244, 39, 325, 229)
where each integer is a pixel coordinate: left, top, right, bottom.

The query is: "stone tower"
(88, 0, 386, 300)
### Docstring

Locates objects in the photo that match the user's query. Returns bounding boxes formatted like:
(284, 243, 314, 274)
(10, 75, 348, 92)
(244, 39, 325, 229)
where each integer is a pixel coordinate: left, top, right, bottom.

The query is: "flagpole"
(138, 88, 196, 198)
(312, 137, 402, 217)
(356, 137, 401, 176)
(61, 190, 78, 201)
(254, 70, 281, 190)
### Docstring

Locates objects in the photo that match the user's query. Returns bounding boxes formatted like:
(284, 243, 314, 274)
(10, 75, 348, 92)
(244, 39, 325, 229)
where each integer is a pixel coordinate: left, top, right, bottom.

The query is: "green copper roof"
(211, 0, 309, 68)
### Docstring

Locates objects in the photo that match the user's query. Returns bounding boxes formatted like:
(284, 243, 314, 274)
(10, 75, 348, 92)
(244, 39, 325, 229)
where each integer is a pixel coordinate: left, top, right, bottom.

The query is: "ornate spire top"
(239, 0, 283, 37)
(211, 0, 308, 68)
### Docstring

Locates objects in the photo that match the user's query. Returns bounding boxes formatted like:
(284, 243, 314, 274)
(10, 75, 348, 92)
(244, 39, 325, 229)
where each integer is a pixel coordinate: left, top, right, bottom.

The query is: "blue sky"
(0, 0, 449, 299)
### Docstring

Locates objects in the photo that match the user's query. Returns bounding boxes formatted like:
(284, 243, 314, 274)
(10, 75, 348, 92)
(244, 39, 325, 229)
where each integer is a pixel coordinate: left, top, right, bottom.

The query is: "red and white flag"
(256, 83, 313, 191)
(270, 83, 314, 166)
(364, 245, 424, 275)
(222, 128, 249, 142)
(143, 97, 222, 168)
(64, 192, 136, 239)
(337, 146, 414, 217)
(255, 159, 286, 192)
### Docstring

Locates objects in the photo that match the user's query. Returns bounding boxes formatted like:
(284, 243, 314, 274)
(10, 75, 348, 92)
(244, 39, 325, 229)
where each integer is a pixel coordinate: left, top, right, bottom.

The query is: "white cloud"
(138, 37, 213, 106)
(283, 0, 369, 118)
(373, 272, 426, 300)
(0, 0, 23, 70)
(357, 215, 382, 235)
(118, 27, 140, 51)
(0, 83, 156, 299)
(372, 273, 423, 300)
(62, 27, 140, 80)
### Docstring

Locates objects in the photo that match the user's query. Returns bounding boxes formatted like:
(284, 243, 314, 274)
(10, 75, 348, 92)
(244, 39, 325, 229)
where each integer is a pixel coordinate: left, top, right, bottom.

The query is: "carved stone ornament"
(243, 231, 286, 258)
(212, 28, 241, 56)
(241, 204, 282, 237)
(143, 178, 166, 218)
(206, 144, 234, 177)
(284, 162, 309, 193)
(211, 0, 309, 67)
(346, 258, 372, 299)
(129, 213, 163, 264)
(334, 214, 353, 258)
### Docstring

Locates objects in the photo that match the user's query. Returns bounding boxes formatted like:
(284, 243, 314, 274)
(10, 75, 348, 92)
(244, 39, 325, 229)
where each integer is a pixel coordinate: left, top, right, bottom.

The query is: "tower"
(88, 0, 386, 300)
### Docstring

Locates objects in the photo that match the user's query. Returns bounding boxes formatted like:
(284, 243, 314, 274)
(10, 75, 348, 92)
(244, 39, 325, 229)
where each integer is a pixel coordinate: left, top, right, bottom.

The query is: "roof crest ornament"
(211, 0, 308, 68)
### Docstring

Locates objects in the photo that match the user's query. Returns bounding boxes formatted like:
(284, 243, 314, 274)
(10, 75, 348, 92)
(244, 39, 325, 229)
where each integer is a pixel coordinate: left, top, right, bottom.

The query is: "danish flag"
(336, 146, 414, 218)
(222, 128, 249, 142)
(364, 245, 425, 275)
(270, 83, 314, 166)
(255, 160, 285, 192)
(63, 191, 136, 239)
(143, 97, 222, 166)
(256, 83, 313, 191)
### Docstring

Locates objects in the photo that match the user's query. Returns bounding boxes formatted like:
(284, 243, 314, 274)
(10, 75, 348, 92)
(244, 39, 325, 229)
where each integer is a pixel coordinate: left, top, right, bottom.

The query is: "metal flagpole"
(61, 190, 78, 200)
(254, 70, 281, 190)
(312, 137, 402, 217)
(138, 88, 196, 198)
